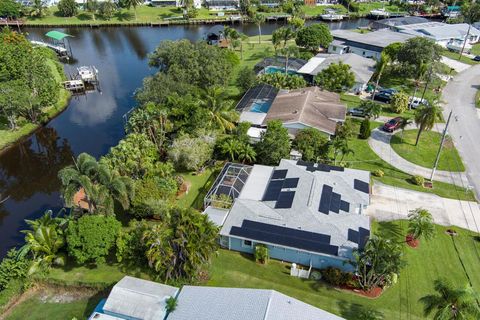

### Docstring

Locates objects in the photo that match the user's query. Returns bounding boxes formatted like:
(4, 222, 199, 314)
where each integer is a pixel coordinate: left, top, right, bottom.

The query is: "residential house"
(169, 286, 345, 320)
(395, 22, 480, 48)
(88, 276, 179, 320)
(329, 29, 415, 60)
(203, 160, 371, 271)
(297, 53, 376, 93)
(204, 25, 229, 47)
(205, 0, 239, 10)
(371, 16, 429, 31)
(90, 276, 345, 320)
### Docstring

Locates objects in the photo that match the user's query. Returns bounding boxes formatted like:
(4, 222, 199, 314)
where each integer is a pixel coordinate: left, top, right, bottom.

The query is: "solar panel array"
(230, 220, 339, 256)
(354, 179, 370, 194)
(318, 185, 351, 214)
(296, 160, 345, 172)
(347, 227, 370, 250)
(261, 170, 299, 208)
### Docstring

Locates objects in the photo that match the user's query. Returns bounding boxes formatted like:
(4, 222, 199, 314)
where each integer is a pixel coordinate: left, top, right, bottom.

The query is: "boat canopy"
(45, 30, 73, 41)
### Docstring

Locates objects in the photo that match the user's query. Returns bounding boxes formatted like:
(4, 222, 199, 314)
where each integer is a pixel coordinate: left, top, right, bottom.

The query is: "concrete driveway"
(441, 56, 471, 73)
(442, 65, 480, 200)
(367, 183, 480, 232)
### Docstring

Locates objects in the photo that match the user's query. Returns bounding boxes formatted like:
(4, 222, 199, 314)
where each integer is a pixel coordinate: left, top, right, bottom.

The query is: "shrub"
(0, 249, 30, 291)
(320, 267, 351, 286)
(236, 67, 257, 93)
(310, 270, 322, 281)
(411, 175, 425, 186)
(254, 244, 269, 264)
(257, 73, 307, 90)
(210, 194, 233, 209)
(359, 117, 371, 139)
(390, 92, 409, 114)
(372, 169, 384, 177)
(57, 0, 77, 17)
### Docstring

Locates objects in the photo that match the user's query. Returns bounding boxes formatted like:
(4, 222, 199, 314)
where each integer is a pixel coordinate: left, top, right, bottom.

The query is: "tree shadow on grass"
(82, 290, 110, 318)
(337, 301, 385, 320)
(114, 11, 134, 22)
(76, 13, 93, 21)
(376, 221, 404, 242)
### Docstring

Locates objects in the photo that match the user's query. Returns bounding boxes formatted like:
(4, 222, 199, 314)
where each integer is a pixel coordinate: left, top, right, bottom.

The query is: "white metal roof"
(240, 111, 267, 126)
(297, 57, 326, 74)
(203, 206, 230, 226)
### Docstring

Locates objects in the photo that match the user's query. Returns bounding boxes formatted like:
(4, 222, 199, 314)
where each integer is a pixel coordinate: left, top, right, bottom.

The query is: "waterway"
(0, 19, 370, 257)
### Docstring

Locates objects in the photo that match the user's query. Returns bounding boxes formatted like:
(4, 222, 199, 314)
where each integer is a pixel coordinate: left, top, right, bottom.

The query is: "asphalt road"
(442, 65, 480, 200)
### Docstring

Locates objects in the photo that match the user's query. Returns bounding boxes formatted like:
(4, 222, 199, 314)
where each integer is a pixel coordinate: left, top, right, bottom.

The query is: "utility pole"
(430, 110, 453, 181)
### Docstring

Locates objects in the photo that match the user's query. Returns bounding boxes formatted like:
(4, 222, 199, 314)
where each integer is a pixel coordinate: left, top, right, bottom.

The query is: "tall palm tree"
(58, 153, 134, 214)
(252, 13, 265, 44)
(408, 208, 435, 242)
(238, 143, 256, 164)
(221, 138, 242, 161)
(419, 279, 480, 320)
(281, 44, 299, 75)
(123, 0, 142, 20)
(201, 87, 238, 133)
(371, 52, 390, 101)
(18, 210, 68, 274)
(414, 103, 442, 146)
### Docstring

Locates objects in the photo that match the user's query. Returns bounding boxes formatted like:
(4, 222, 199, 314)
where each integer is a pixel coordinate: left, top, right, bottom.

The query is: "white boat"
(369, 8, 390, 18)
(320, 9, 344, 21)
(77, 66, 99, 83)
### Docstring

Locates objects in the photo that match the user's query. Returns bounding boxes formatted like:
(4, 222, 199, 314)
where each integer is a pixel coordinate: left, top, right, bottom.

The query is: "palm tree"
(398, 116, 412, 141)
(332, 137, 347, 165)
(419, 279, 480, 320)
(221, 139, 242, 161)
(408, 208, 435, 242)
(18, 210, 68, 274)
(201, 87, 239, 133)
(340, 144, 354, 162)
(252, 13, 265, 44)
(58, 153, 134, 214)
(123, 0, 142, 20)
(360, 100, 382, 120)
(238, 143, 256, 164)
(281, 44, 299, 75)
(371, 52, 390, 101)
(414, 104, 442, 146)
(459, 3, 480, 59)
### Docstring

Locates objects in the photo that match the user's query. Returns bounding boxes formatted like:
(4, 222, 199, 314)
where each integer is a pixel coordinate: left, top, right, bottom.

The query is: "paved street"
(440, 56, 471, 73)
(442, 65, 480, 200)
(367, 183, 480, 233)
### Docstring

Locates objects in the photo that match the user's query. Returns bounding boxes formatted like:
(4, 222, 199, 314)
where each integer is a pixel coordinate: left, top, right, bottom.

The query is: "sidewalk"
(368, 183, 480, 233)
(368, 127, 469, 186)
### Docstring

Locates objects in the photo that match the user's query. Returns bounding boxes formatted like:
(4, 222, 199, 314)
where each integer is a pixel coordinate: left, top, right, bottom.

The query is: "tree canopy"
(256, 120, 291, 165)
(295, 23, 333, 52)
(293, 128, 330, 162)
(315, 62, 355, 92)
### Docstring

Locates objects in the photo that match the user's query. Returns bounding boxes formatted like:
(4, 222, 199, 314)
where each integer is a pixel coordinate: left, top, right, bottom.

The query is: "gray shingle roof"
(168, 286, 345, 320)
(103, 276, 179, 320)
(396, 22, 480, 40)
(220, 159, 371, 259)
(331, 29, 415, 49)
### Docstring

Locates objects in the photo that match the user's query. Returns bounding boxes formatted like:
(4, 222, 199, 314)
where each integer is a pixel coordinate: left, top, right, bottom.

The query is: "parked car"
(382, 117, 403, 133)
(473, 55, 480, 62)
(373, 92, 393, 103)
(380, 88, 398, 96)
(347, 108, 367, 117)
(408, 96, 428, 109)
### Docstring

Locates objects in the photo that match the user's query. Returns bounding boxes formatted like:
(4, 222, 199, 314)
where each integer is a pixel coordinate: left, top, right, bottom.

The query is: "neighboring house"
(204, 25, 228, 47)
(297, 53, 376, 93)
(169, 286, 345, 320)
(203, 160, 371, 271)
(395, 22, 480, 47)
(329, 29, 415, 60)
(88, 276, 179, 320)
(205, 0, 239, 10)
(371, 16, 429, 31)
(236, 85, 346, 138)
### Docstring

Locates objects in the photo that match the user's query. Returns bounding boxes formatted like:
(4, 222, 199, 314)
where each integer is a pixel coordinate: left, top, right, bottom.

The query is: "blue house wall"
(225, 236, 354, 272)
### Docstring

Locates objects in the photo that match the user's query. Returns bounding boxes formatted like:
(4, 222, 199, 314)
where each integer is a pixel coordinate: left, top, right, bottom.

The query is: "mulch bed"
(340, 285, 383, 298)
(406, 234, 419, 248)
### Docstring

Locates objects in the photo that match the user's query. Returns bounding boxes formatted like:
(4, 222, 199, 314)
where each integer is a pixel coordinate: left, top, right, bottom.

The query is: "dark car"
(373, 92, 393, 103)
(383, 117, 403, 133)
(347, 108, 367, 117)
(473, 56, 480, 62)
(380, 88, 398, 96)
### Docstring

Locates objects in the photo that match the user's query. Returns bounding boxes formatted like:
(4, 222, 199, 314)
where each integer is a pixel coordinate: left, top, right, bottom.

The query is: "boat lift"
(30, 30, 74, 59)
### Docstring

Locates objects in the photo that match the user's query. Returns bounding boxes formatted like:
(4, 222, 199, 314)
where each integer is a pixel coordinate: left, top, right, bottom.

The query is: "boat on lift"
(368, 8, 390, 19)
(77, 66, 99, 83)
(320, 9, 344, 21)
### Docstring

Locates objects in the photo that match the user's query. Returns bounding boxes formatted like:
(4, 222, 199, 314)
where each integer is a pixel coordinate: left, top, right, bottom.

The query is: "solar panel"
(296, 160, 311, 167)
(340, 200, 350, 212)
(272, 169, 288, 180)
(230, 220, 338, 256)
(318, 185, 333, 214)
(330, 192, 341, 213)
(262, 180, 284, 201)
(282, 178, 299, 189)
(347, 229, 359, 243)
(328, 165, 345, 172)
(275, 191, 295, 209)
(354, 179, 370, 194)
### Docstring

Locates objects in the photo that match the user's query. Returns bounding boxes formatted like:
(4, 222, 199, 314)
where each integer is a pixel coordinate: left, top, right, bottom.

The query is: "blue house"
(204, 159, 371, 271)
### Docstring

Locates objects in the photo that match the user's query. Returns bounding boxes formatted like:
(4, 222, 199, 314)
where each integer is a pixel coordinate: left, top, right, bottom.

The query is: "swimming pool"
(264, 66, 298, 75)
(250, 100, 272, 113)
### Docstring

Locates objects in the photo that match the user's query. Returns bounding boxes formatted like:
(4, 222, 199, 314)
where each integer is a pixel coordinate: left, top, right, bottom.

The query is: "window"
(332, 46, 337, 51)
(243, 239, 252, 248)
(362, 51, 366, 56)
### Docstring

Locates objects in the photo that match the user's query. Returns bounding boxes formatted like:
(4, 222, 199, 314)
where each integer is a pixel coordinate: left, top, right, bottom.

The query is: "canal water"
(0, 19, 369, 257)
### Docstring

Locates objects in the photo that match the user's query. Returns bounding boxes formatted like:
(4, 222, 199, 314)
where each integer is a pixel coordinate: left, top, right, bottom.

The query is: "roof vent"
(292, 110, 298, 114)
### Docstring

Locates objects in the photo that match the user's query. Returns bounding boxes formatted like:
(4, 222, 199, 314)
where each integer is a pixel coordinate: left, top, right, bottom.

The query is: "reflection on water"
(0, 19, 370, 257)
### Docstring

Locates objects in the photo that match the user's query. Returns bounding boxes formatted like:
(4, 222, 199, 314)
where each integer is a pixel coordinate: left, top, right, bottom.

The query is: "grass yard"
(441, 50, 478, 65)
(357, 2, 401, 14)
(391, 130, 465, 172)
(471, 43, 480, 56)
(340, 93, 416, 119)
(0, 59, 70, 153)
(26, 5, 220, 25)
(207, 221, 480, 320)
(476, 90, 480, 108)
(302, 4, 347, 17)
(177, 167, 219, 209)
(342, 120, 474, 201)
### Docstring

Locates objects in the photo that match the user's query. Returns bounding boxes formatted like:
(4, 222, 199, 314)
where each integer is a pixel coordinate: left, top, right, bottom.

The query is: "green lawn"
(302, 4, 347, 17)
(177, 167, 218, 209)
(0, 59, 70, 152)
(342, 120, 474, 201)
(441, 49, 478, 65)
(207, 221, 480, 320)
(357, 2, 401, 14)
(476, 90, 480, 108)
(391, 130, 465, 172)
(471, 43, 480, 56)
(26, 5, 223, 25)
(340, 93, 416, 119)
